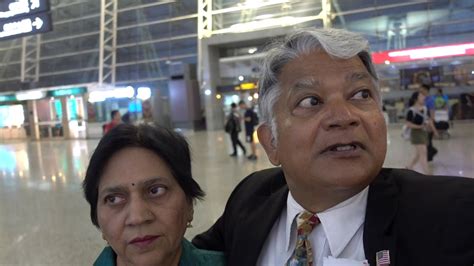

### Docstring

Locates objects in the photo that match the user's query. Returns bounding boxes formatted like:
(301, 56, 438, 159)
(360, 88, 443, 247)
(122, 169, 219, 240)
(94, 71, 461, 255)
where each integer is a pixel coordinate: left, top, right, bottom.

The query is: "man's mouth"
(322, 142, 365, 153)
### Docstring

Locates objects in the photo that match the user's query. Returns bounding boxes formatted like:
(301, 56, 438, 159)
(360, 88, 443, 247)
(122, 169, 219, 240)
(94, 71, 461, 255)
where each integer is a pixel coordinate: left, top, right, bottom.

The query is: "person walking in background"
(225, 103, 246, 157)
(239, 100, 259, 160)
(406, 91, 439, 174)
(419, 84, 438, 161)
(103, 110, 121, 135)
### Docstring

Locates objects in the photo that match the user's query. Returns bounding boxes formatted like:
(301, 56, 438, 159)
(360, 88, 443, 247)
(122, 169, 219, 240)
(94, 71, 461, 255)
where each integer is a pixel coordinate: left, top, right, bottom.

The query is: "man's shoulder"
(378, 168, 474, 205)
(231, 167, 287, 196)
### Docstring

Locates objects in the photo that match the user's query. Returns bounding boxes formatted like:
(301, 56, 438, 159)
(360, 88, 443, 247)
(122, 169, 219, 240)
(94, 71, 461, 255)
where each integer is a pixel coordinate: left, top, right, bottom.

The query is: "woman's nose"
(125, 197, 154, 226)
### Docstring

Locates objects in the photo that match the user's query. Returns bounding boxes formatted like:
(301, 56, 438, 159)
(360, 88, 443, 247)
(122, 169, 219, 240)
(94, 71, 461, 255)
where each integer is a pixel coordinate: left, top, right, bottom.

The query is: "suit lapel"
(231, 172, 289, 265)
(364, 169, 399, 266)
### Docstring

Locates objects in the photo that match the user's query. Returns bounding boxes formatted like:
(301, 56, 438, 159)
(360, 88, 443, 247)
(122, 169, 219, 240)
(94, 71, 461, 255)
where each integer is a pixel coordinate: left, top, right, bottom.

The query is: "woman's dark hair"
(409, 91, 420, 107)
(83, 123, 205, 227)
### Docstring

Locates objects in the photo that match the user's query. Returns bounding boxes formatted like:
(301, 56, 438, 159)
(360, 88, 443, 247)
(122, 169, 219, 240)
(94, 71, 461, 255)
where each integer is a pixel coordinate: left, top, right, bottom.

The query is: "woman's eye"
(352, 89, 371, 100)
(149, 186, 166, 197)
(105, 195, 125, 205)
(297, 96, 321, 108)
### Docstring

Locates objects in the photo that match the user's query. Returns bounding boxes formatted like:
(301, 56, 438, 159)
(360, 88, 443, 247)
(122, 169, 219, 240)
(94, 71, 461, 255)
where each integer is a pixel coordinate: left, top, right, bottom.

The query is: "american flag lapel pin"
(376, 250, 390, 266)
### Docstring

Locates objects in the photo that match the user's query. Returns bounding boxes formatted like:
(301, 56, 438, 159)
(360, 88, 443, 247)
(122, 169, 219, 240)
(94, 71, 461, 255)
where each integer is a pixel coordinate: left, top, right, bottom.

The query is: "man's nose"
(320, 99, 361, 130)
(125, 197, 154, 226)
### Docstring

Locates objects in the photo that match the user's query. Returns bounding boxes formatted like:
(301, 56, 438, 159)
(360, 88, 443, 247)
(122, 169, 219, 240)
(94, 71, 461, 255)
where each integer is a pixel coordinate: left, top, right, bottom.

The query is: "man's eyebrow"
(347, 72, 371, 82)
(291, 78, 320, 90)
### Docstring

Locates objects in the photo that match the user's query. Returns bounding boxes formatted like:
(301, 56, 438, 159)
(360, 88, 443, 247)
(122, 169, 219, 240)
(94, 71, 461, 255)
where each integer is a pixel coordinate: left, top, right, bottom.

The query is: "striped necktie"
(286, 211, 320, 266)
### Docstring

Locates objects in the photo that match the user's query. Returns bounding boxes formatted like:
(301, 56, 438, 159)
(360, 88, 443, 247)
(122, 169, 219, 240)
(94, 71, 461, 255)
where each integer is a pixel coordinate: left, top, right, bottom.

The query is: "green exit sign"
(0, 95, 17, 102)
(47, 87, 87, 97)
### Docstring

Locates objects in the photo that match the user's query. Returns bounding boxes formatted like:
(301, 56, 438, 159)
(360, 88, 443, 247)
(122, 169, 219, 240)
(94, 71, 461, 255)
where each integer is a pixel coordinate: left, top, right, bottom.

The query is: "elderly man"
(193, 28, 474, 266)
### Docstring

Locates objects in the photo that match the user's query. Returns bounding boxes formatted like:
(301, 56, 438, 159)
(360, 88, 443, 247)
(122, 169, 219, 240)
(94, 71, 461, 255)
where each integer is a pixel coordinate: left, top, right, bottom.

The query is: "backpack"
(225, 117, 234, 133)
(251, 111, 259, 126)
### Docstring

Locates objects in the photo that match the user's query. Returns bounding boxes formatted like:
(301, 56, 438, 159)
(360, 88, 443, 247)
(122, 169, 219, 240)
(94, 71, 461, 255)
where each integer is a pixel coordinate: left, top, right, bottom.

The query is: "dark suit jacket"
(192, 168, 474, 266)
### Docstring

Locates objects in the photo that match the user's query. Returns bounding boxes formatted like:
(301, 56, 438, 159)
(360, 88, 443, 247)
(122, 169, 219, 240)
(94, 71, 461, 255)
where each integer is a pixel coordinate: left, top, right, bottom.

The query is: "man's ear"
(257, 124, 280, 166)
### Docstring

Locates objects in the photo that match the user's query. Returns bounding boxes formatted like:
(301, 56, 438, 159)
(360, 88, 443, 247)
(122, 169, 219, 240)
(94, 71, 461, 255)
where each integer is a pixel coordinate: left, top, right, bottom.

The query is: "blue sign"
(0, 0, 50, 20)
(0, 12, 52, 41)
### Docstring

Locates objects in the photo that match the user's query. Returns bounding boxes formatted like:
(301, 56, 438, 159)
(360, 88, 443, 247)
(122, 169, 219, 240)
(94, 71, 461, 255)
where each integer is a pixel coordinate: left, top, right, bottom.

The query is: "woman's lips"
(129, 235, 160, 248)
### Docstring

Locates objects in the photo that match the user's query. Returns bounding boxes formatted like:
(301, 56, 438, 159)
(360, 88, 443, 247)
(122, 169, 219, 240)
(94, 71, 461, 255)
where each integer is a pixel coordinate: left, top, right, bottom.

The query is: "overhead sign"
(0, 12, 51, 41)
(47, 87, 87, 97)
(0, 94, 17, 102)
(372, 42, 474, 64)
(0, 0, 49, 19)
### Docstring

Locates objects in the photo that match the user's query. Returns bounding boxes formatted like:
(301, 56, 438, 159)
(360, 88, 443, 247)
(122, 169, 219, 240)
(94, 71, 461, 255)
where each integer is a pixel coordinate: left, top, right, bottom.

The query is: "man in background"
(226, 103, 246, 157)
(103, 110, 121, 134)
(239, 100, 258, 160)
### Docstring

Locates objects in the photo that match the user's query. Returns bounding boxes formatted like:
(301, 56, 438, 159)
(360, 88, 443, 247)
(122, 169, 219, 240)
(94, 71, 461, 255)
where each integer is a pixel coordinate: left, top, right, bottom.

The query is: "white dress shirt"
(257, 186, 369, 266)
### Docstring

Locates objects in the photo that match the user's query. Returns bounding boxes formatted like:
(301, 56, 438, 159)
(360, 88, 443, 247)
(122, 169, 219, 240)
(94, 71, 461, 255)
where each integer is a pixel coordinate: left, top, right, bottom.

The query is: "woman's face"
(417, 92, 426, 105)
(97, 147, 193, 266)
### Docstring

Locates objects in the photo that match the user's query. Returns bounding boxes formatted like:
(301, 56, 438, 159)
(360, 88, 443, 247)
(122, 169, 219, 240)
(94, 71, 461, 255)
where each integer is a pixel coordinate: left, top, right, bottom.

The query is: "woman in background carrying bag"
(405, 91, 439, 174)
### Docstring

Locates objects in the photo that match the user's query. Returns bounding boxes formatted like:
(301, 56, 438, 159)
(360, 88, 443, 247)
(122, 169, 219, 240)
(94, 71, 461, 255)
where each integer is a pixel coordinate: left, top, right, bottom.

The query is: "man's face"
(258, 51, 387, 196)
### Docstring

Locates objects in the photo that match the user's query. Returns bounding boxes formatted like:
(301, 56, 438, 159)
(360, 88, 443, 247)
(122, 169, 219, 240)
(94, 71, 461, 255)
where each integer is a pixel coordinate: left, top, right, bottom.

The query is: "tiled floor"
(0, 122, 473, 265)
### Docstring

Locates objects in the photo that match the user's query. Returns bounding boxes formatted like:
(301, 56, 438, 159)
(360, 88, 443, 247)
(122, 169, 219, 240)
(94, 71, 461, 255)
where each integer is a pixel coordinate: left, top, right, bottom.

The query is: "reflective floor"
(0, 123, 473, 265)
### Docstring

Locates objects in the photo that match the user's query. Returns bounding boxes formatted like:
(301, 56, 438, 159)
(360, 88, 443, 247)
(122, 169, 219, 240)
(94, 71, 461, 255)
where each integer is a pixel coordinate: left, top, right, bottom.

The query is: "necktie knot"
(296, 211, 320, 237)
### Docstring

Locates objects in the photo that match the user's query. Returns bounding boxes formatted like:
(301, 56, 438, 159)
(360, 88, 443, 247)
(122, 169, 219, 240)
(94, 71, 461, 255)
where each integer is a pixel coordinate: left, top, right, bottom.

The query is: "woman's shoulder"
(180, 238, 226, 266)
(93, 246, 116, 266)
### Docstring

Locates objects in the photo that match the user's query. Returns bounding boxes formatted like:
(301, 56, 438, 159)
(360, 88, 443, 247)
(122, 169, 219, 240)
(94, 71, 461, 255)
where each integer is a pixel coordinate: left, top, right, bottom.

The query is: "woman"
(405, 91, 439, 174)
(83, 124, 225, 266)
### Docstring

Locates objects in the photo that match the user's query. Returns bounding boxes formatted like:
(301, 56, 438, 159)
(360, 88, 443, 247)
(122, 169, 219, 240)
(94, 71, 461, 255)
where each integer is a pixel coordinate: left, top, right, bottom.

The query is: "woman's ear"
(257, 124, 280, 166)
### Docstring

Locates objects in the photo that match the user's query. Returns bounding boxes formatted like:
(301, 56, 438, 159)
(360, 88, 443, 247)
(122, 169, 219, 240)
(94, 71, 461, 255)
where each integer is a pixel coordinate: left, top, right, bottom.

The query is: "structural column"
(27, 100, 40, 140)
(60, 97, 71, 139)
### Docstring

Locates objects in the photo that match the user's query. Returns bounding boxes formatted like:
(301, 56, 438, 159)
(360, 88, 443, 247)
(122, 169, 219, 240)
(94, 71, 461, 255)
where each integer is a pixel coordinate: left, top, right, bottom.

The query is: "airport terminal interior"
(0, 0, 473, 265)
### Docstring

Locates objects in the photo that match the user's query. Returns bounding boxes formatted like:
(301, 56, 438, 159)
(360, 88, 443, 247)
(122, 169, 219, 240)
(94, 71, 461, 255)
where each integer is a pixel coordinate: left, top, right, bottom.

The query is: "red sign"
(372, 43, 474, 64)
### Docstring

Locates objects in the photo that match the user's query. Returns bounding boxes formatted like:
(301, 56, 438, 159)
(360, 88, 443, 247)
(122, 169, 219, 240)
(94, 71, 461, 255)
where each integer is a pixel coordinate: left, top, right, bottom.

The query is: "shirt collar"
(284, 186, 369, 256)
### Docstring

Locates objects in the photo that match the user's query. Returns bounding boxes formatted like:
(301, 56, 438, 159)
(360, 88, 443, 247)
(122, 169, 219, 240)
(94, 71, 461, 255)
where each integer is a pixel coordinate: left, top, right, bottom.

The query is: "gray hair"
(258, 28, 379, 141)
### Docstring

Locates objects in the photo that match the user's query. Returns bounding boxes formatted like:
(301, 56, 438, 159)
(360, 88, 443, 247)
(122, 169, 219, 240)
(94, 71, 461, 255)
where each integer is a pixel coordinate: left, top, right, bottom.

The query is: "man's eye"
(105, 195, 125, 205)
(149, 186, 166, 197)
(297, 96, 321, 108)
(352, 89, 371, 100)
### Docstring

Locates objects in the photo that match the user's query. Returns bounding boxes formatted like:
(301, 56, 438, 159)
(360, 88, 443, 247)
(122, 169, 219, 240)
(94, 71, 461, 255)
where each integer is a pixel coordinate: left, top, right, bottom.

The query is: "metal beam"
(54, 14, 100, 26)
(99, 0, 117, 85)
(116, 34, 196, 49)
(40, 67, 98, 77)
(115, 76, 168, 85)
(40, 49, 99, 61)
(0, 61, 21, 67)
(115, 53, 196, 67)
(117, 14, 197, 31)
(333, 1, 430, 17)
(21, 35, 41, 82)
(52, 0, 90, 10)
(41, 31, 100, 44)
(118, 1, 175, 13)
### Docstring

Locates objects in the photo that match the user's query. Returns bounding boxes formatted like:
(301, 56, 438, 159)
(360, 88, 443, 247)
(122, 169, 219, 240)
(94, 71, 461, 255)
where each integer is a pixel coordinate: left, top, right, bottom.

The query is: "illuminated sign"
(47, 87, 87, 97)
(16, 90, 46, 101)
(0, 0, 49, 19)
(372, 43, 474, 64)
(0, 12, 51, 41)
(240, 83, 257, 90)
(0, 94, 16, 102)
(88, 87, 135, 103)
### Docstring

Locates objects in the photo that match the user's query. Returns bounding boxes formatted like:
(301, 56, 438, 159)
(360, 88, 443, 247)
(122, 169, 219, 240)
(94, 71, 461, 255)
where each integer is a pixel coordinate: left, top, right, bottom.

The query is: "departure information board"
(0, 0, 51, 41)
